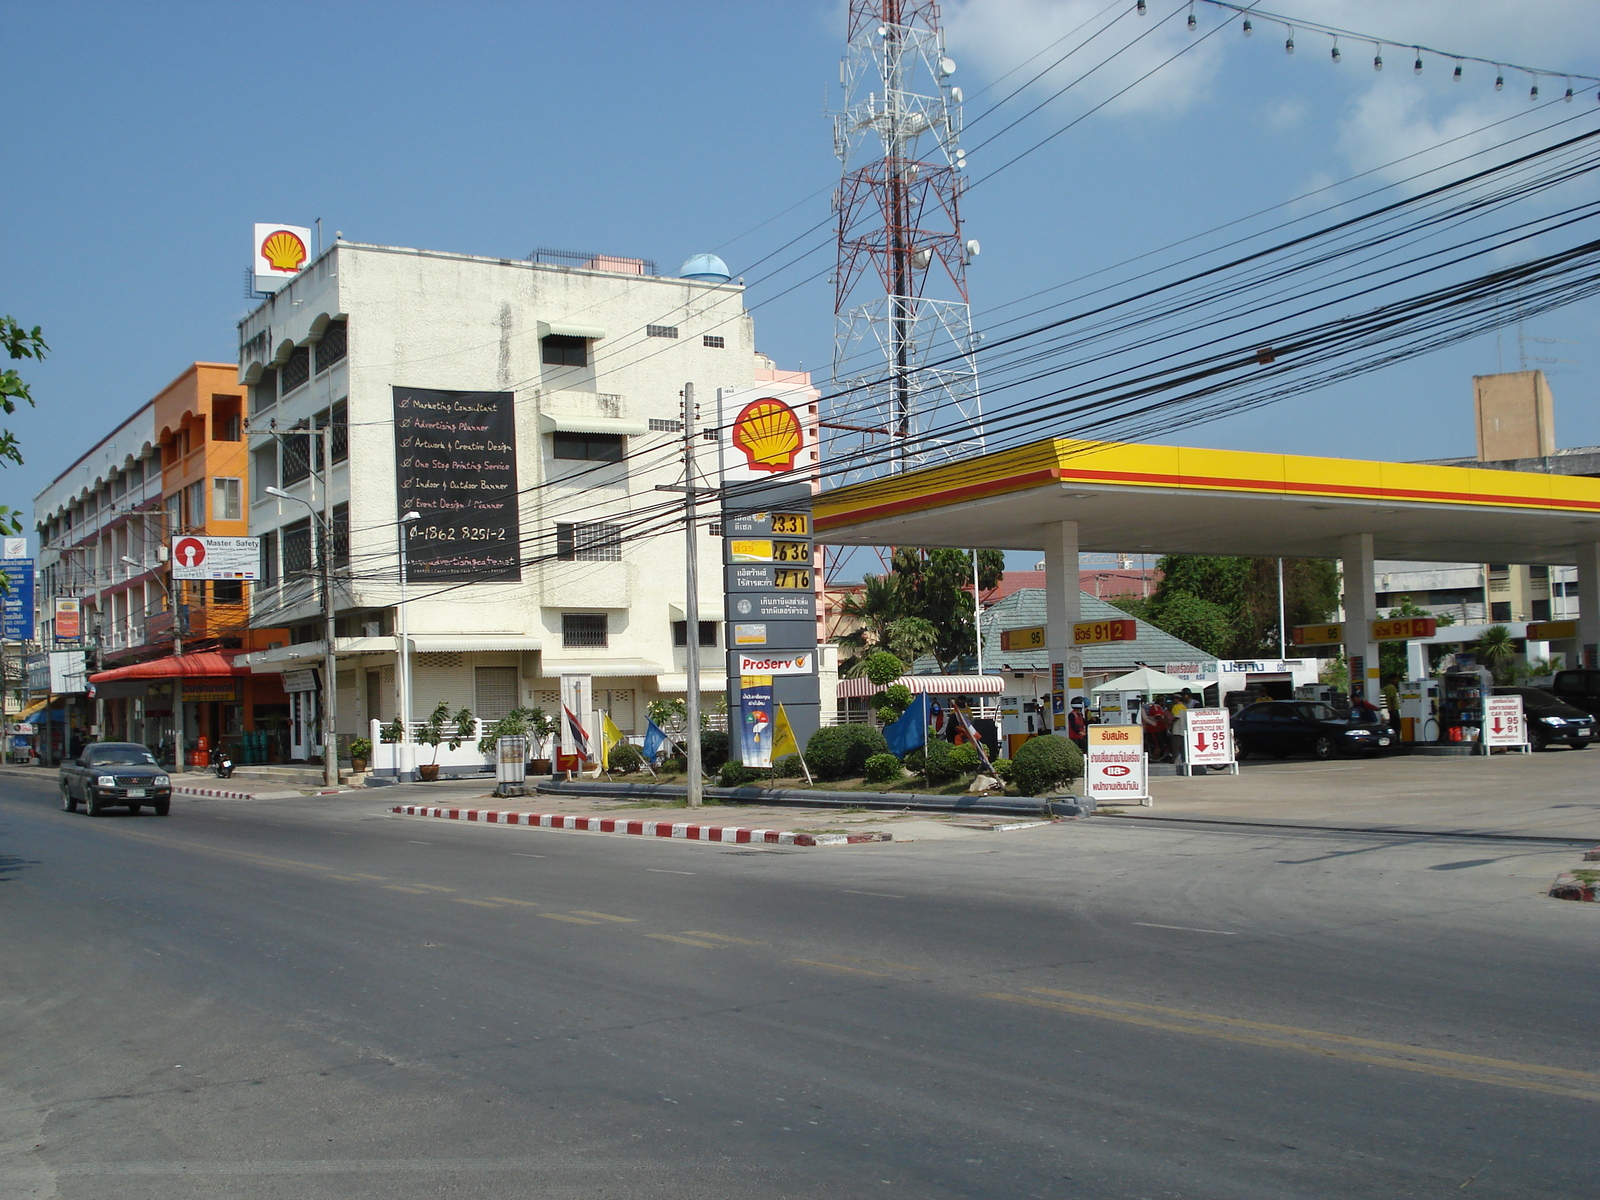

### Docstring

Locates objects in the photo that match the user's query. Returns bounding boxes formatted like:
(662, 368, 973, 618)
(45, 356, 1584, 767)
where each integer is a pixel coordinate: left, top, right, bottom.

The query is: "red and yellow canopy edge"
(815, 438, 1600, 530)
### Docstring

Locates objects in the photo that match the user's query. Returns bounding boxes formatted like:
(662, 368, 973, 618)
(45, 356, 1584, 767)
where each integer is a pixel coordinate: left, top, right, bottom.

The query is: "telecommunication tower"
(827, 0, 982, 484)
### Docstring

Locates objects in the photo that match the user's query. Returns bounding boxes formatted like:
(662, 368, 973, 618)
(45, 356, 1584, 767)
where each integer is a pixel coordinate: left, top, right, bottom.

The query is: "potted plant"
(348, 736, 372, 774)
(416, 700, 450, 781)
(526, 707, 557, 772)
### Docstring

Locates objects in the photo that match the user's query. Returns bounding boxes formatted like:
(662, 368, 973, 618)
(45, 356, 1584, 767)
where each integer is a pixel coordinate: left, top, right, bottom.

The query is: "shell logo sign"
(253, 223, 314, 281)
(731, 397, 804, 474)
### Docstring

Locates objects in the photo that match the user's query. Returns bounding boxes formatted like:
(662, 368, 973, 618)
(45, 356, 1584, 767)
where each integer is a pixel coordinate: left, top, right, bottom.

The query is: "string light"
(1373, 44, 1383, 72)
(1453, 61, 1463, 81)
(1495, 67, 1504, 91)
(1284, 27, 1294, 54)
(1242, 17, 1251, 35)
(1413, 49, 1423, 75)
(1530, 82, 1539, 100)
(1330, 38, 1341, 64)
(1187, 4, 1197, 32)
(1564, 81, 1574, 102)
(1135, 0, 1146, 14)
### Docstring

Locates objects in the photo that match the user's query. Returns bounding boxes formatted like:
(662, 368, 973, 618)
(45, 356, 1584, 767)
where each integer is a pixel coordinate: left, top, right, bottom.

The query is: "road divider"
(388, 805, 893, 847)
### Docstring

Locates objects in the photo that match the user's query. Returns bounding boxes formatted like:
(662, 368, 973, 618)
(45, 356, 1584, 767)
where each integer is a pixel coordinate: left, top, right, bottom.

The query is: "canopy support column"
(1340, 533, 1380, 707)
(1576, 541, 1600, 668)
(1043, 521, 1081, 734)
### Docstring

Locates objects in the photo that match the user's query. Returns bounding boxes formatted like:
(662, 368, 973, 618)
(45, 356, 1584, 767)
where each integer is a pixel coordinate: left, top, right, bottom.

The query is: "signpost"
(170, 536, 261, 580)
(1180, 707, 1237, 776)
(1072, 618, 1136, 646)
(1483, 694, 1529, 753)
(1084, 724, 1150, 806)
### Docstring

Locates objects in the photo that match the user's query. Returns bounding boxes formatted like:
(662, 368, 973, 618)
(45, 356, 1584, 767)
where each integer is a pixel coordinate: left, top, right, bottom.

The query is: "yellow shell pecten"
(732, 398, 803, 472)
(261, 229, 307, 273)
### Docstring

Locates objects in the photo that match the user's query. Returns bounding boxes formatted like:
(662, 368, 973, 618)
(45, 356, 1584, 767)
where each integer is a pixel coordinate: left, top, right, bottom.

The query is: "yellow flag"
(601, 712, 624, 768)
(771, 704, 800, 760)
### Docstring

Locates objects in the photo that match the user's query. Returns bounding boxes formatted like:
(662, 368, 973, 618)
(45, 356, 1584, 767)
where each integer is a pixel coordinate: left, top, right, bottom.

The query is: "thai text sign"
(1183, 707, 1233, 766)
(53, 597, 81, 644)
(1292, 622, 1344, 646)
(394, 387, 520, 582)
(1000, 625, 1046, 652)
(1073, 618, 1136, 646)
(1483, 695, 1526, 748)
(1085, 724, 1149, 804)
(1, 558, 34, 641)
(1527, 620, 1578, 641)
(1371, 617, 1437, 641)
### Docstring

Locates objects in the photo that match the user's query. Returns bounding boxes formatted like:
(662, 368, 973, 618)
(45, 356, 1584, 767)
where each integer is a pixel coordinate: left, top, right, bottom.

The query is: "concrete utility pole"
(682, 383, 703, 808)
(125, 555, 181, 767)
(397, 510, 420, 780)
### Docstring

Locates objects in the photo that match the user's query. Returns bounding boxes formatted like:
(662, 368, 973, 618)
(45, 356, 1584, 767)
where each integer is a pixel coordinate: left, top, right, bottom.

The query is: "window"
(541, 335, 588, 367)
(562, 613, 608, 648)
(186, 480, 205, 527)
(213, 478, 242, 522)
(281, 424, 311, 485)
(259, 530, 278, 586)
(474, 666, 518, 722)
(251, 444, 278, 502)
(672, 620, 717, 648)
(1530, 565, 1550, 581)
(646, 325, 679, 339)
(214, 579, 243, 604)
(331, 502, 349, 568)
(1491, 601, 1512, 622)
(708, 522, 722, 536)
(279, 345, 311, 395)
(315, 400, 348, 464)
(703, 334, 725, 348)
(314, 322, 347, 373)
(553, 431, 624, 462)
(649, 418, 683, 432)
(1533, 599, 1552, 621)
(212, 401, 242, 441)
(283, 518, 313, 575)
(250, 369, 277, 414)
(555, 522, 622, 562)
(165, 492, 181, 537)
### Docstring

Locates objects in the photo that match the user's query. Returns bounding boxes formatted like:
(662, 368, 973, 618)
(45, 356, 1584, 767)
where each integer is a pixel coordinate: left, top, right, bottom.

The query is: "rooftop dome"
(679, 252, 731, 283)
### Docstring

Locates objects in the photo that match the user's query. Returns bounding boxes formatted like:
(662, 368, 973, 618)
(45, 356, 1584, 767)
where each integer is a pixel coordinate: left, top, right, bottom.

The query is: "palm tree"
(835, 574, 902, 656)
(1472, 625, 1518, 684)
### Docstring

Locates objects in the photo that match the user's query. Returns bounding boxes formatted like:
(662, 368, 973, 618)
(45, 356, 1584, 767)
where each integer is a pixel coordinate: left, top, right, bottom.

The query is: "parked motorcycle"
(210, 747, 235, 779)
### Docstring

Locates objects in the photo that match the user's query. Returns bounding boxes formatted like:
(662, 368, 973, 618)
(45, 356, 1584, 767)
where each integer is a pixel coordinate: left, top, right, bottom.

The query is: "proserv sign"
(735, 651, 813, 677)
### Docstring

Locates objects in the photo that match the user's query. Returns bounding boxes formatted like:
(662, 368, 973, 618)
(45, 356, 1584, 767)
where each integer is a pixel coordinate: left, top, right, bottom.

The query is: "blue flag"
(642, 719, 668, 762)
(884, 692, 931, 757)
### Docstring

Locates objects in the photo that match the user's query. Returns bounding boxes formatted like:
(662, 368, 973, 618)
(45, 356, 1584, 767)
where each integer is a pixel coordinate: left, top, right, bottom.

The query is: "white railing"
(367, 718, 556, 776)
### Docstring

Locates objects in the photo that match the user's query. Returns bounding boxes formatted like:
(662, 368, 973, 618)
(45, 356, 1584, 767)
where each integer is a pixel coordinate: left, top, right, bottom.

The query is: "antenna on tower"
(825, 1, 984, 487)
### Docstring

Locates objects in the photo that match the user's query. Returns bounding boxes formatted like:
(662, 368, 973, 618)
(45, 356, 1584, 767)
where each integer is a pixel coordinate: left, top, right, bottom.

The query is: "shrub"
(860, 651, 906, 687)
(990, 757, 1014, 782)
(773, 753, 804, 779)
(947, 744, 982, 775)
(919, 739, 958, 786)
(878, 682, 913, 717)
(700, 730, 730, 771)
(607, 743, 644, 774)
(718, 761, 768, 788)
(863, 752, 903, 784)
(661, 756, 687, 774)
(804, 725, 890, 780)
(1011, 735, 1083, 796)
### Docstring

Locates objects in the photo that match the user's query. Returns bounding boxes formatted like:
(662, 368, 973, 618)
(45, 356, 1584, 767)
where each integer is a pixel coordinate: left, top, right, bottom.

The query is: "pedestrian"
(1382, 675, 1401, 724)
(1141, 696, 1170, 761)
(1169, 693, 1192, 767)
(1067, 696, 1088, 751)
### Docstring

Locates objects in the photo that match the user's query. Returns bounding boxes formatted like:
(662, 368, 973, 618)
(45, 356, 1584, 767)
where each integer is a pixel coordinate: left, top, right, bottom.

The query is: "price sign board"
(1001, 625, 1046, 652)
(1371, 617, 1437, 641)
(1292, 622, 1344, 646)
(728, 539, 811, 563)
(1527, 620, 1578, 641)
(1483, 694, 1527, 748)
(1073, 618, 1136, 646)
(1183, 707, 1234, 767)
(1085, 725, 1149, 805)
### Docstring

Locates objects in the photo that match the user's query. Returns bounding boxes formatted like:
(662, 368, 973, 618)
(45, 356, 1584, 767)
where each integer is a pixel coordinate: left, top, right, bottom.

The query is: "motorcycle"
(210, 747, 235, 779)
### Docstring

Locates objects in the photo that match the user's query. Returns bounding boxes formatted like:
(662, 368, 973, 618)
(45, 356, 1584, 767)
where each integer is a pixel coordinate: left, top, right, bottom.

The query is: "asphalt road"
(1, 773, 1596, 1199)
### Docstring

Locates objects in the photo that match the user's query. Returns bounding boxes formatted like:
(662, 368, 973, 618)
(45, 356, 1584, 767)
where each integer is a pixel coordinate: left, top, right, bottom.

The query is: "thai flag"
(563, 704, 591, 760)
(953, 705, 996, 775)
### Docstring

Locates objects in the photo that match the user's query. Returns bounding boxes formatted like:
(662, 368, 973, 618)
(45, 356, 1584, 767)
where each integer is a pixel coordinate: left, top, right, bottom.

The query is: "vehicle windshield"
(1295, 703, 1340, 722)
(88, 748, 158, 766)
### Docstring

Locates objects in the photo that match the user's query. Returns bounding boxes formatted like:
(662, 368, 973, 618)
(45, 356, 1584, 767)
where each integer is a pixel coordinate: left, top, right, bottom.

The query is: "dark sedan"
(1231, 700, 1394, 761)
(1493, 686, 1595, 751)
(59, 742, 173, 816)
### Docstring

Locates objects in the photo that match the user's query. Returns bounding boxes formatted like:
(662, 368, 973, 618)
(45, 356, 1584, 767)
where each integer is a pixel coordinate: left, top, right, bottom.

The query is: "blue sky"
(5, 0, 1599, 539)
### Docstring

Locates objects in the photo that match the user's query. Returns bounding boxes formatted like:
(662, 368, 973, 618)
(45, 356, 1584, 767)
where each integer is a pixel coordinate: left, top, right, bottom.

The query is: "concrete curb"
(1549, 872, 1598, 901)
(532, 779, 1094, 818)
(389, 804, 893, 847)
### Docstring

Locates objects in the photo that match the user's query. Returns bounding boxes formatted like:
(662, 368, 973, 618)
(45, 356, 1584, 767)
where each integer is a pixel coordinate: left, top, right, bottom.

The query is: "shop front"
(89, 650, 289, 766)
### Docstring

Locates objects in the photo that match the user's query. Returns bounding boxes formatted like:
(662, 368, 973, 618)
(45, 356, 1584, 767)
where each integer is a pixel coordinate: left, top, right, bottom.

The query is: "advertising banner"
(1085, 724, 1150, 805)
(1483, 694, 1527, 749)
(171, 536, 260, 581)
(734, 651, 813, 677)
(736, 676, 775, 768)
(394, 387, 521, 582)
(253, 223, 313, 284)
(53, 597, 81, 644)
(1, 558, 34, 641)
(1183, 707, 1235, 769)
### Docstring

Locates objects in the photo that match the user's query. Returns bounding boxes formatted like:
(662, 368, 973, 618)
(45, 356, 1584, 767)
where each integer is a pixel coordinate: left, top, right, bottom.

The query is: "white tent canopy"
(1091, 667, 1196, 696)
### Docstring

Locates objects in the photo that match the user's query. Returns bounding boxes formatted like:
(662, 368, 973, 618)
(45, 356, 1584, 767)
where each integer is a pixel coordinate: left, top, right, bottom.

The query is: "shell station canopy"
(813, 439, 1600, 565)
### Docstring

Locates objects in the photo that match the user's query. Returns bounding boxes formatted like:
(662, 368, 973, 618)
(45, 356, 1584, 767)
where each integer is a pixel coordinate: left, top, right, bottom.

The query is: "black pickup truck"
(59, 742, 173, 816)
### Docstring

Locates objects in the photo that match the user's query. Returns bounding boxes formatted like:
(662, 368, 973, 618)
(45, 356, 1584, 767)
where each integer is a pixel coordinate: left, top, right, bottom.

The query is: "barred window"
(279, 345, 311, 396)
(703, 334, 724, 348)
(672, 620, 717, 648)
(281, 424, 311, 485)
(315, 400, 348, 464)
(259, 530, 278, 586)
(332, 502, 349, 568)
(282, 518, 313, 575)
(562, 613, 608, 648)
(556, 522, 622, 562)
(646, 325, 679, 339)
(649, 418, 683, 432)
(553, 432, 624, 462)
(314, 322, 347, 373)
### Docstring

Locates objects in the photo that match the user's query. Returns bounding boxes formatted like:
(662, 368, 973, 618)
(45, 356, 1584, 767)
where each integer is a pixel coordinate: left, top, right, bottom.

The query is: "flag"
(563, 704, 590, 760)
(884, 692, 931, 758)
(772, 704, 813, 784)
(642, 719, 668, 762)
(952, 704, 996, 774)
(601, 712, 624, 769)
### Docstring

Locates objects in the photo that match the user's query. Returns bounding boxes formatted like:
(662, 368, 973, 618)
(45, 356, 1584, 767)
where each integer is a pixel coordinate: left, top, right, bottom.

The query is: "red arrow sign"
(1195, 732, 1210, 752)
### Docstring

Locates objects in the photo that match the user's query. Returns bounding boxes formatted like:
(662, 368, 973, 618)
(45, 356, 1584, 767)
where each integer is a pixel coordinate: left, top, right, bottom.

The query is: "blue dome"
(679, 252, 731, 283)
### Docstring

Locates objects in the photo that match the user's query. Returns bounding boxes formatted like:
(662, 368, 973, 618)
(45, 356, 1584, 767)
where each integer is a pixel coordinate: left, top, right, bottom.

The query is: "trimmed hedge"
(904, 739, 958, 785)
(718, 761, 769, 788)
(804, 724, 890, 780)
(863, 752, 903, 784)
(700, 730, 730, 772)
(947, 744, 982, 775)
(1011, 735, 1083, 796)
(773, 753, 805, 779)
(606, 743, 644, 774)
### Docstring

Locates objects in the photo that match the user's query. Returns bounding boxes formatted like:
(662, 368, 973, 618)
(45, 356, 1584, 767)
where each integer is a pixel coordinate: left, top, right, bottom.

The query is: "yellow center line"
(985, 994, 1599, 1102)
(539, 913, 603, 925)
(325, 874, 365, 882)
(791, 959, 892, 977)
(681, 931, 766, 945)
(834, 955, 922, 972)
(410, 884, 455, 892)
(569, 910, 636, 923)
(647, 934, 722, 948)
(383, 885, 430, 894)
(484, 897, 541, 907)
(451, 899, 502, 908)
(1025, 988, 1600, 1083)
(349, 873, 388, 880)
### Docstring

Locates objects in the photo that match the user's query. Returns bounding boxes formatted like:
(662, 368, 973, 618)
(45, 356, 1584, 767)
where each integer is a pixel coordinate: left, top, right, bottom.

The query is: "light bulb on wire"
(1565, 82, 1575, 102)
(1187, 5, 1197, 32)
(1453, 61, 1463, 81)
(1285, 28, 1295, 54)
(1414, 50, 1423, 75)
(1242, 18, 1251, 36)
(1495, 68, 1504, 90)
(1331, 39, 1341, 64)
(1373, 45, 1383, 71)
(1530, 82, 1539, 100)
(1135, 0, 1146, 14)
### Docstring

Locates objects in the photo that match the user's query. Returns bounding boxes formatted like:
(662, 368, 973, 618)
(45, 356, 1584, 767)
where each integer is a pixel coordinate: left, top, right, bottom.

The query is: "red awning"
(90, 650, 250, 684)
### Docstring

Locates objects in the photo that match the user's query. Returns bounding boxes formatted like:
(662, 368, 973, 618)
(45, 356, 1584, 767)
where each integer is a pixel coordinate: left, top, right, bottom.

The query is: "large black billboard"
(393, 386, 521, 582)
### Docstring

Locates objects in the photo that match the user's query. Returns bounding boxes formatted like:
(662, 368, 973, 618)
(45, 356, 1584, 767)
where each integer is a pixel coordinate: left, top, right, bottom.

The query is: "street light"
(123, 555, 184, 769)
(266, 486, 338, 787)
(397, 511, 421, 779)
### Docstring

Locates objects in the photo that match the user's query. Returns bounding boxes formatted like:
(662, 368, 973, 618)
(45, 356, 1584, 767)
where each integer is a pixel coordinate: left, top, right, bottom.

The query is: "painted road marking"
(834, 956, 921, 972)
(539, 913, 603, 925)
(383, 885, 430, 894)
(570, 910, 635, 923)
(484, 897, 541, 907)
(842, 890, 904, 899)
(452, 899, 502, 908)
(681, 931, 765, 945)
(325, 874, 365, 882)
(791, 959, 892, 978)
(1133, 922, 1238, 935)
(511, 853, 545, 859)
(412, 884, 455, 892)
(646, 869, 696, 875)
(984, 992, 1600, 1102)
(406, 840, 432, 844)
(350, 873, 388, 880)
(646, 934, 721, 949)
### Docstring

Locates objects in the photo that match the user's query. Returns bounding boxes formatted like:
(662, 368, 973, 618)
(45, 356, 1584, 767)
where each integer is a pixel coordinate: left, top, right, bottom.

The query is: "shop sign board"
(1483, 694, 1527, 748)
(734, 651, 813, 677)
(1292, 622, 1344, 646)
(1073, 618, 1135, 646)
(1001, 625, 1046, 652)
(1, 558, 34, 641)
(253, 223, 313, 284)
(1085, 724, 1149, 804)
(1183, 707, 1234, 766)
(171, 536, 261, 581)
(53, 598, 82, 644)
(1527, 620, 1578, 641)
(282, 669, 320, 694)
(1371, 617, 1437, 641)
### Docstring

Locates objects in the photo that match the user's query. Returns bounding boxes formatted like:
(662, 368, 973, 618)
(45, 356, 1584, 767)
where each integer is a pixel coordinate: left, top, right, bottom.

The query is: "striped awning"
(836, 674, 1004, 699)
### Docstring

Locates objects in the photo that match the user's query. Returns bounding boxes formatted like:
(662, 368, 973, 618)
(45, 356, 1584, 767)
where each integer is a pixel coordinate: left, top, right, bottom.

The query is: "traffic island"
(1549, 871, 1598, 902)
(388, 805, 894, 846)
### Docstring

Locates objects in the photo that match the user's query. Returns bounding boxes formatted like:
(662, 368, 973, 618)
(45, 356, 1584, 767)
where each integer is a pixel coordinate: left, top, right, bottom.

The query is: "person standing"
(1141, 696, 1170, 762)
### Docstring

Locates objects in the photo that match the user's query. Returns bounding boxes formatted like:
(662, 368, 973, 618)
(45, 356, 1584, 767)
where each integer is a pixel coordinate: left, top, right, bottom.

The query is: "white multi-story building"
(236, 239, 829, 765)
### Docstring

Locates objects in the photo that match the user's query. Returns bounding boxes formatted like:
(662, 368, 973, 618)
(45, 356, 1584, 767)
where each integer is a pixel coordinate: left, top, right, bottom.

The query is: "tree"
(1379, 597, 1454, 680)
(834, 573, 902, 662)
(1144, 554, 1339, 658)
(885, 616, 938, 664)
(0, 316, 45, 537)
(1472, 625, 1519, 684)
(1148, 591, 1233, 656)
(890, 547, 1004, 670)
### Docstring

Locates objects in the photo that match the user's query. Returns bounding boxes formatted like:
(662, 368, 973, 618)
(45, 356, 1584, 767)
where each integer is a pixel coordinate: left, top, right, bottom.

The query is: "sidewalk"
(0, 762, 336, 801)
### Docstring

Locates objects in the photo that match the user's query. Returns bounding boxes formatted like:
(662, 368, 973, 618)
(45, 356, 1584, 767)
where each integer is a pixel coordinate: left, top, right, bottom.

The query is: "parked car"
(1231, 700, 1394, 761)
(59, 742, 173, 816)
(1549, 669, 1600, 721)
(1492, 686, 1595, 751)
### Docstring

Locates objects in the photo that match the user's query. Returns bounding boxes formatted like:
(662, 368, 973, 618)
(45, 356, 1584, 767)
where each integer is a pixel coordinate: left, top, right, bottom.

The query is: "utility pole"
(319, 426, 338, 788)
(1277, 557, 1288, 660)
(682, 383, 703, 808)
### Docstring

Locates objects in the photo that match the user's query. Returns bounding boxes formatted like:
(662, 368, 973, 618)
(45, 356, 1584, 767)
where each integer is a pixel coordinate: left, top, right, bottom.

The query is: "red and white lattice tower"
(827, 0, 982, 483)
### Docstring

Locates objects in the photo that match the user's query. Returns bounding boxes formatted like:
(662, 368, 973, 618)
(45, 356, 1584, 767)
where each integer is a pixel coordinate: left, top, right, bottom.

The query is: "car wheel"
(1531, 734, 1548, 752)
(1235, 742, 1251, 761)
(1313, 734, 1338, 761)
(153, 798, 171, 816)
(84, 788, 104, 817)
(60, 781, 77, 812)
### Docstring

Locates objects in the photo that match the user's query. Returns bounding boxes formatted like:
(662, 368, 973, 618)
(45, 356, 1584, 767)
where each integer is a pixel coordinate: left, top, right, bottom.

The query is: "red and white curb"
(174, 784, 344, 800)
(389, 804, 891, 847)
(1550, 872, 1598, 902)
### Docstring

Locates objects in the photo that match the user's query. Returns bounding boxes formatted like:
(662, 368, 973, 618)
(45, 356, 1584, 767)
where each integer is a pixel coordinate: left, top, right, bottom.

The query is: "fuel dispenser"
(1398, 679, 1440, 743)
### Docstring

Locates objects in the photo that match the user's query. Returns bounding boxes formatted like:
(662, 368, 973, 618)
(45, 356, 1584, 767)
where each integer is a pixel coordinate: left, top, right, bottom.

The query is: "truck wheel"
(153, 798, 171, 816)
(60, 781, 77, 812)
(84, 788, 104, 817)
